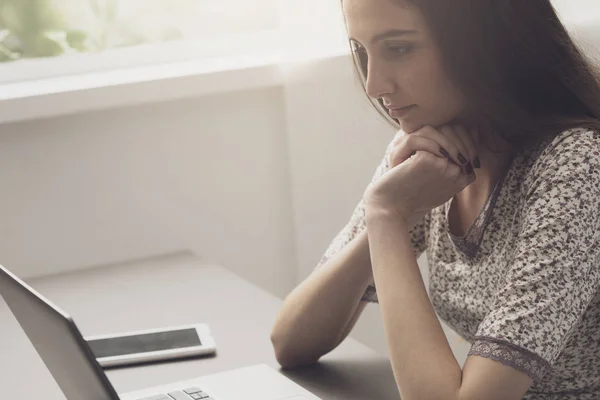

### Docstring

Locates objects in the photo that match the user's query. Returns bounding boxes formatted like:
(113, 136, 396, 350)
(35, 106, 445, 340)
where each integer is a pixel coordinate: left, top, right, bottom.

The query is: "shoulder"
(521, 127, 600, 192)
(530, 127, 600, 171)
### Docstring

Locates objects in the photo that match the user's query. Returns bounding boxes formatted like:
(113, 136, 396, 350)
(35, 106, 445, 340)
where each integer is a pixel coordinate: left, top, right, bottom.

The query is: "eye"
(386, 44, 413, 57)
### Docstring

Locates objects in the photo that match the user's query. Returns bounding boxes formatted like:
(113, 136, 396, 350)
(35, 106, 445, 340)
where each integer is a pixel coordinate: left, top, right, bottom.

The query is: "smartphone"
(85, 323, 217, 368)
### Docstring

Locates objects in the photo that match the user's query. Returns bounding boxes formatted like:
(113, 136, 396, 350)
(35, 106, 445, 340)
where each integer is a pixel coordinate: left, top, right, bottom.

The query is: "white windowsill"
(0, 41, 350, 125)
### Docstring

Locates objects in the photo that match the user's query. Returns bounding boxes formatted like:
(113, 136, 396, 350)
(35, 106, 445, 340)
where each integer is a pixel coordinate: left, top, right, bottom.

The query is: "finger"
(428, 151, 475, 190)
(453, 124, 480, 169)
(468, 125, 482, 168)
(413, 126, 462, 166)
(389, 135, 448, 168)
(439, 125, 471, 171)
(439, 125, 478, 176)
(445, 160, 463, 182)
(458, 167, 477, 190)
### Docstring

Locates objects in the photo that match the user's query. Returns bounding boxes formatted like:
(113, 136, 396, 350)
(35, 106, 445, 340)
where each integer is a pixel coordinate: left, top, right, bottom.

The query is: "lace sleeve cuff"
(468, 337, 552, 382)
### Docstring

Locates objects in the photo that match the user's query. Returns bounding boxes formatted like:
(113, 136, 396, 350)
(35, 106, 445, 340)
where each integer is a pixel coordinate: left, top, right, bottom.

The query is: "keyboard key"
(168, 390, 194, 399)
(190, 393, 210, 399)
(137, 395, 171, 400)
(183, 387, 204, 394)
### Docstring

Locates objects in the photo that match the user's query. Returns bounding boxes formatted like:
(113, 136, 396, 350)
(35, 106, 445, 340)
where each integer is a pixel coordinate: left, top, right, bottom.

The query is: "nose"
(364, 59, 395, 100)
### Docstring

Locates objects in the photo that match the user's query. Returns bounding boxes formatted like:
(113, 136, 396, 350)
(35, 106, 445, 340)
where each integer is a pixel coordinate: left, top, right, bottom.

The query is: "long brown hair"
(351, 0, 600, 148)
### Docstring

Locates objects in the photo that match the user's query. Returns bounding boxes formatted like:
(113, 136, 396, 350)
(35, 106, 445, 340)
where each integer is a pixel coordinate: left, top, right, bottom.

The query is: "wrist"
(356, 229, 375, 284)
(365, 204, 410, 227)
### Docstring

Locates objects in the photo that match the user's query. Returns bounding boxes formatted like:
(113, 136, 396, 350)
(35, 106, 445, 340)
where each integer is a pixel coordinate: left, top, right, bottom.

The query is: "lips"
(385, 104, 414, 111)
(386, 105, 416, 118)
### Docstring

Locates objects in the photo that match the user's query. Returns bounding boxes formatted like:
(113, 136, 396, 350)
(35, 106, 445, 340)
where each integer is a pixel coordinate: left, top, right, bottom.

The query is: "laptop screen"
(0, 265, 120, 400)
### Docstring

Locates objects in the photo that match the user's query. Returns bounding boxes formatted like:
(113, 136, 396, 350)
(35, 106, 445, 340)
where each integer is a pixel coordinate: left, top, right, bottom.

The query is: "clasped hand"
(364, 124, 480, 227)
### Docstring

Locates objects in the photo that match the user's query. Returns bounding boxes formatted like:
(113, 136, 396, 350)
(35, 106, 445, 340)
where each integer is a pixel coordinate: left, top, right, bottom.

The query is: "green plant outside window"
(0, 0, 184, 62)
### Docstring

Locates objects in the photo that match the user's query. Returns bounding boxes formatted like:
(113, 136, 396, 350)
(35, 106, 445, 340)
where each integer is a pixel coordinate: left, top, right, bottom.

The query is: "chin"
(398, 119, 425, 134)
(399, 114, 462, 133)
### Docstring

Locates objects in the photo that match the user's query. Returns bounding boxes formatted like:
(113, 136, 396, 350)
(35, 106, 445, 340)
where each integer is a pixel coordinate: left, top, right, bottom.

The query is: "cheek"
(397, 57, 466, 132)
(418, 56, 465, 118)
(395, 52, 454, 101)
(394, 62, 426, 96)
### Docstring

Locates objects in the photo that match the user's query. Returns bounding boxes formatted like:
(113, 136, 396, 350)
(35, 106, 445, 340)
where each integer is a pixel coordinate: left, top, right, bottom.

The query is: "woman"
(270, 1, 600, 399)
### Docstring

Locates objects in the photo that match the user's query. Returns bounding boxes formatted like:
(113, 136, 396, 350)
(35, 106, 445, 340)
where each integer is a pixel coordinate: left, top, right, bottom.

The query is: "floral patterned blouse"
(315, 127, 600, 399)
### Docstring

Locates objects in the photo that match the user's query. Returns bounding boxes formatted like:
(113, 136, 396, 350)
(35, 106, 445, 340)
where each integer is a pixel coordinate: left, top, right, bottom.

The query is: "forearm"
(270, 229, 373, 367)
(366, 209, 462, 400)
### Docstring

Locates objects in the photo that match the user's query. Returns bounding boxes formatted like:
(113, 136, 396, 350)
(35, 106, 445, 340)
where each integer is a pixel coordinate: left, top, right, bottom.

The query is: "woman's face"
(343, 0, 466, 133)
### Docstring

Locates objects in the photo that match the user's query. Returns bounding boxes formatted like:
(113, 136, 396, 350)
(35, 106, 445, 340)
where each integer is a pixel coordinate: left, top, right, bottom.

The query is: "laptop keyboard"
(137, 387, 215, 400)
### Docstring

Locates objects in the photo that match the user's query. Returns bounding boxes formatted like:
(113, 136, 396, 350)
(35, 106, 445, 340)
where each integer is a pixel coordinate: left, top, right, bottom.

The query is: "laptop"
(0, 264, 321, 400)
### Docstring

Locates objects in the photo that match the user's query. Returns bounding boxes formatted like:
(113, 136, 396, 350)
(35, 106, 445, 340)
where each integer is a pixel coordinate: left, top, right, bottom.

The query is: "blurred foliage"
(0, 0, 184, 63)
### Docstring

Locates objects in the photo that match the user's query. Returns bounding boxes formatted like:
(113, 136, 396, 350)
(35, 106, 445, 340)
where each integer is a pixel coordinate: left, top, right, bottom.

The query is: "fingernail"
(465, 163, 474, 174)
(458, 153, 467, 165)
(439, 147, 451, 159)
(474, 157, 481, 169)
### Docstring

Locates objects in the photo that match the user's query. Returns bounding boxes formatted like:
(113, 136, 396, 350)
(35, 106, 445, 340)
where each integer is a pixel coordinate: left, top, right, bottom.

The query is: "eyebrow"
(350, 29, 418, 46)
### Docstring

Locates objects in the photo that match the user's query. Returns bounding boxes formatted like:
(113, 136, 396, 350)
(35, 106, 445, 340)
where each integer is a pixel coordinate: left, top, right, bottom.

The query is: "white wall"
(0, 87, 298, 299)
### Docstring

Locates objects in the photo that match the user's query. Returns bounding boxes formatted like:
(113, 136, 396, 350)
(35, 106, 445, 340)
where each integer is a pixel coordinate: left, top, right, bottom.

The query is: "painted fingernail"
(439, 147, 451, 159)
(474, 157, 481, 169)
(465, 163, 474, 174)
(458, 153, 467, 165)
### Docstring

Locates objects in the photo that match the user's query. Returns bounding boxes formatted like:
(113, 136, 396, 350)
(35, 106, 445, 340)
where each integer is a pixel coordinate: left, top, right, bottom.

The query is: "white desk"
(0, 253, 400, 399)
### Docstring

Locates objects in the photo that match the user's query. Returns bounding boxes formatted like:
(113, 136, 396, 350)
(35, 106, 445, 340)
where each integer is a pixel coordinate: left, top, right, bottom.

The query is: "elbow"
(270, 329, 320, 369)
(273, 349, 320, 370)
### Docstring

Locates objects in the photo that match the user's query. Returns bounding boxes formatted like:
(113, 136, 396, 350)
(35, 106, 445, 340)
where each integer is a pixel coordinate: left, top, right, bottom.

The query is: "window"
(552, 0, 600, 22)
(0, 0, 280, 83)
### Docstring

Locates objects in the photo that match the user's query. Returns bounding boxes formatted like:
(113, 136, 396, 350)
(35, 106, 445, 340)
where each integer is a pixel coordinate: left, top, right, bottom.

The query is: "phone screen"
(87, 328, 202, 358)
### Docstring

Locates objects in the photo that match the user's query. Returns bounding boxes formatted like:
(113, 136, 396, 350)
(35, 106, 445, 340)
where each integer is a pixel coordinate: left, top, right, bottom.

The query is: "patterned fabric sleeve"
(315, 135, 430, 303)
(470, 129, 600, 382)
